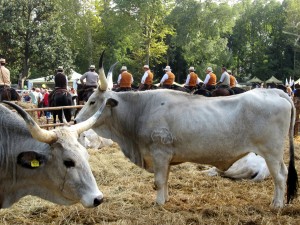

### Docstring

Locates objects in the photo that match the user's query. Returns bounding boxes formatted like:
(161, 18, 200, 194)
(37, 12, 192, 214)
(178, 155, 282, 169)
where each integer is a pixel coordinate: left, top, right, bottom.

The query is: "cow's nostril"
(94, 197, 103, 206)
(74, 120, 77, 124)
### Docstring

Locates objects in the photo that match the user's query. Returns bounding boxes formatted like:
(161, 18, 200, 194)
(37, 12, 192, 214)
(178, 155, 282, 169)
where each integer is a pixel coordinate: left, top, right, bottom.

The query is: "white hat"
(206, 67, 213, 72)
(227, 70, 232, 74)
(164, 66, 171, 71)
(57, 66, 63, 70)
(143, 65, 149, 69)
(121, 66, 127, 71)
(0, 58, 6, 63)
(188, 66, 195, 71)
(90, 65, 95, 69)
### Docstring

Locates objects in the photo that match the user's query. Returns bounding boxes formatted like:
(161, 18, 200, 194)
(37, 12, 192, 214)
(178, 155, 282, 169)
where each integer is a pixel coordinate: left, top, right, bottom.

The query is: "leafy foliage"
(0, 0, 300, 87)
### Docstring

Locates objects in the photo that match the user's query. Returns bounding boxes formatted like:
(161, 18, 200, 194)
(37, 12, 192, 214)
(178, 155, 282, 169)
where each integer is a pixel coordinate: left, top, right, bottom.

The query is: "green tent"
(247, 77, 262, 83)
(265, 76, 282, 84)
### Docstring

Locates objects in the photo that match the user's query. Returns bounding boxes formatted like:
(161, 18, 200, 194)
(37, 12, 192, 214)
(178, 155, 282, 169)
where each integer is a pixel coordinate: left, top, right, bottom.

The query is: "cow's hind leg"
(265, 156, 287, 208)
(151, 148, 172, 205)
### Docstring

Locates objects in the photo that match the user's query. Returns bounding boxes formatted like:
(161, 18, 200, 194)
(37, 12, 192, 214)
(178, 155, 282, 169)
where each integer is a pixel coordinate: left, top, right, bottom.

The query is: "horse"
(0, 87, 21, 101)
(49, 89, 73, 124)
(77, 83, 97, 104)
(193, 87, 212, 97)
(194, 85, 246, 97)
(211, 87, 232, 97)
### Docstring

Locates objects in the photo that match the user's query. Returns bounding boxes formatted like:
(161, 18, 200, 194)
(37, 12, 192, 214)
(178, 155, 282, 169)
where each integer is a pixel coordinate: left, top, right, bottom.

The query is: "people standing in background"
(29, 87, 38, 106)
(43, 89, 51, 119)
(35, 88, 44, 118)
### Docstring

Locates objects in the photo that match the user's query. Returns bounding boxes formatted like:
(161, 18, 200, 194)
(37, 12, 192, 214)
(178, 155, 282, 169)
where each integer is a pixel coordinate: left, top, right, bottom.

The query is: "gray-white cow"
(202, 152, 270, 181)
(75, 52, 298, 208)
(0, 101, 107, 208)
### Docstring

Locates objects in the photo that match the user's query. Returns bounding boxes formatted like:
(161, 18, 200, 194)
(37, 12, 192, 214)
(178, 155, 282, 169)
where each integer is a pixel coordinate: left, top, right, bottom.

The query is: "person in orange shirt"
(203, 67, 217, 91)
(160, 66, 175, 89)
(116, 66, 133, 92)
(184, 66, 201, 91)
(228, 70, 238, 88)
(138, 65, 153, 90)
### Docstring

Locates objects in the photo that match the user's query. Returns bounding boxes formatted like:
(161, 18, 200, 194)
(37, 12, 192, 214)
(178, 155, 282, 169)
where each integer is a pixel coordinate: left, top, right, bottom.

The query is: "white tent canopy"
(27, 70, 82, 90)
(28, 70, 82, 83)
(294, 78, 300, 84)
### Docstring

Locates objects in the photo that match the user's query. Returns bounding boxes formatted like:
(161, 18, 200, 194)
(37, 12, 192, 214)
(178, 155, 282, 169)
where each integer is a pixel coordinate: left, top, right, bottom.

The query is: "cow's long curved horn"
(107, 62, 118, 90)
(72, 98, 108, 134)
(3, 101, 57, 144)
(98, 50, 108, 91)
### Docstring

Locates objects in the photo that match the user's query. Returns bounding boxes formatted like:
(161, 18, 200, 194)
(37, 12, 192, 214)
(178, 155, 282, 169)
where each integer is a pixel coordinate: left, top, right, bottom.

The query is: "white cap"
(164, 66, 171, 71)
(143, 65, 149, 69)
(121, 66, 127, 71)
(206, 67, 213, 72)
(90, 65, 95, 69)
(188, 66, 195, 71)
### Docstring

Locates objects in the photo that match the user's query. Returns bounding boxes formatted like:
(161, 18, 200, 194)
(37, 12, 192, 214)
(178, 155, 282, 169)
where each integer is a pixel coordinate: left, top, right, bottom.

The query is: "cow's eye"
(90, 101, 95, 105)
(64, 160, 75, 168)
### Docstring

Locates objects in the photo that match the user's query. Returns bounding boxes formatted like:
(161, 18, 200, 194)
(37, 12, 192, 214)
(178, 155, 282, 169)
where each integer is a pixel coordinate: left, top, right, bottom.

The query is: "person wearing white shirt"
(184, 66, 201, 91)
(217, 67, 230, 88)
(160, 66, 175, 88)
(203, 67, 217, 91)
(116, 66, 133, 92)
(139, 65, 153, 90)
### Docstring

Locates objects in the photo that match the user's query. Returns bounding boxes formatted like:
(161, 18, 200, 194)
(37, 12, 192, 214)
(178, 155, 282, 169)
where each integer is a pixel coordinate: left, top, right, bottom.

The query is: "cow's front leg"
(152, 149, 172, 205)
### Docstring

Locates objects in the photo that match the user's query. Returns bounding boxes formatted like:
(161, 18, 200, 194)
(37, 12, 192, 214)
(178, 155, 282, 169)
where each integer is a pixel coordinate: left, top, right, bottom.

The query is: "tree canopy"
(0, 0, 299, 88)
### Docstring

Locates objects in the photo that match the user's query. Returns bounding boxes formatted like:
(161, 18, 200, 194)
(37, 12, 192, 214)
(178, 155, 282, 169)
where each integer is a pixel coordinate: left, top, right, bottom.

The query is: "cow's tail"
(284, 93, 299, 203)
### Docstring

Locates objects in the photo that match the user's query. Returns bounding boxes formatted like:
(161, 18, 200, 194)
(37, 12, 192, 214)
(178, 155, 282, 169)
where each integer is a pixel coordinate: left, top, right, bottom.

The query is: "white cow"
(75, 52, 298, 209)
(202, 152, 270, 181)
(0, 101, 107, 208)
(79, 129, 113, 149)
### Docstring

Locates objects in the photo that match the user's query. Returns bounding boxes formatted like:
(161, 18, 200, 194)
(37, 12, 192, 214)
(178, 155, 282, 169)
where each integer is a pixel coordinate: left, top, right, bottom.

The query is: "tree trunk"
(18, 76, 27, 89)
(18, 59, 30, 89)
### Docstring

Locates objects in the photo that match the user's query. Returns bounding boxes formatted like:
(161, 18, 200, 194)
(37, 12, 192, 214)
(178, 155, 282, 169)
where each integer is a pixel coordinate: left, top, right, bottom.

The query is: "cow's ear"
(17, 151, 47, 169)
(106, 98, 118, 107)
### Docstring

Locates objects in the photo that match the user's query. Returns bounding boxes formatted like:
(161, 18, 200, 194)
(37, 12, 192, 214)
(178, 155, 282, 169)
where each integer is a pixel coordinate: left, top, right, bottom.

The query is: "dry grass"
(1, 141, 300, 225)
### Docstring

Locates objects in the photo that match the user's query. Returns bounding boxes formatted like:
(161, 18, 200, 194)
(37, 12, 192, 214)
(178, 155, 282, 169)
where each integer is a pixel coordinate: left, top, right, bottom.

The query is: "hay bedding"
(1, 141, 300, 225)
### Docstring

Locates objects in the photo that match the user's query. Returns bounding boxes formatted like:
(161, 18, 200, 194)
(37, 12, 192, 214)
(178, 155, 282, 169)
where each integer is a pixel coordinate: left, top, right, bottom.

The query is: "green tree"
(283, 0, 300, 79)
(231, 0, 287, 80)
(95, 0, 175, 82)
(0, 0, 74, 88)
(168, 0, 236, 81)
